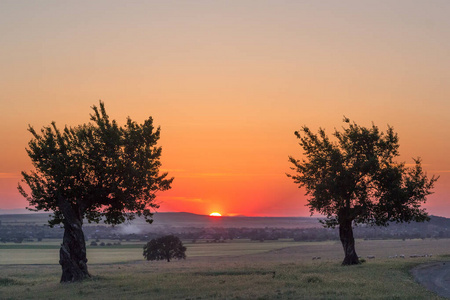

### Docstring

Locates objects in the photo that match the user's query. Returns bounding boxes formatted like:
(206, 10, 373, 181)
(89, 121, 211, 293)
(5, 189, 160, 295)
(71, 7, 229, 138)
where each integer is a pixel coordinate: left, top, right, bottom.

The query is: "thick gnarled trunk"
(59, 220, 90, 282)
(58, 197, 90, 282)
(339, 219, 359, 265)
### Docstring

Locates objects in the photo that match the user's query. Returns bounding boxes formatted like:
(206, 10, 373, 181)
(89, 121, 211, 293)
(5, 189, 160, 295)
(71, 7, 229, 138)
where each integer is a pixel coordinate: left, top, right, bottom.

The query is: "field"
(1, 238, 449, 299)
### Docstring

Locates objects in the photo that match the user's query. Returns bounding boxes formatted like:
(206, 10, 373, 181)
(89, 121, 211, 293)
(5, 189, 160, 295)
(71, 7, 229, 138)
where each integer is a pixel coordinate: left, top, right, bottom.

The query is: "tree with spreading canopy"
(143, 235, 186, 262)
(287, 118, 438, 265)
(18, 101, 173, 282)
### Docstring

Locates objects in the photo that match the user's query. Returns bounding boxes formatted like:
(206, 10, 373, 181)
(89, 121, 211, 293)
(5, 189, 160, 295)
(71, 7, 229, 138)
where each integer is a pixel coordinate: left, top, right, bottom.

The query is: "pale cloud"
(404, 163, 431, 167)
(160, 169, 186, 173)
(159, 196, 206, 203)
(177, 172, 281, 179)
(161, 168, 280, 179)
(0, 173, 20, 179)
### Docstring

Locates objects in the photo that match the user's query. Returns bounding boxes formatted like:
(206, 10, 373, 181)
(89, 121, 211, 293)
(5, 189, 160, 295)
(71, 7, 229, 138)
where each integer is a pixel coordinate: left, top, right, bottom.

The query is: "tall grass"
(0, 257, 445, 299)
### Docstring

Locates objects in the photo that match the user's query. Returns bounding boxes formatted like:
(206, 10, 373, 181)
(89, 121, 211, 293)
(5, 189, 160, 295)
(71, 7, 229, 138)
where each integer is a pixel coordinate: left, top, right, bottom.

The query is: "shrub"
(143, 235, 186, 262)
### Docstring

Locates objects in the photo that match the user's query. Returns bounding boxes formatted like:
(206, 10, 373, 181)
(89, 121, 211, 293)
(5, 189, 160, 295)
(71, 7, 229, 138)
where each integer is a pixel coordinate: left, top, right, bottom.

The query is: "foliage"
(143, 235, 186, 262)
(288, 117, 438, 264)
(18, 101, 173, 281)
(288, 117, 438, 228)
(18, 101, 173, 226)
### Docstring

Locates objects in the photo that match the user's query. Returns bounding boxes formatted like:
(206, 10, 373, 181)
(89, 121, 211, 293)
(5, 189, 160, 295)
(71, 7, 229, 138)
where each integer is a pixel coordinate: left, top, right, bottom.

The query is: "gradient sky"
(1, 1, 449, 217)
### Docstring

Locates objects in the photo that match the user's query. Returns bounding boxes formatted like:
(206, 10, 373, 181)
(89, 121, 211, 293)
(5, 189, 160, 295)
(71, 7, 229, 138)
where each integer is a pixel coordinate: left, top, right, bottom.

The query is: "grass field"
(0, 239, 310, 265)
(1, 238, 449, 299)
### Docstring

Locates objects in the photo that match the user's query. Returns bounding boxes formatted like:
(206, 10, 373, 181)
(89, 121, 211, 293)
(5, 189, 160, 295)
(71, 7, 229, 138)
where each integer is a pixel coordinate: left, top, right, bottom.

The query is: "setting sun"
(0, 1, 449, 219)
(209, 212, 222, 217)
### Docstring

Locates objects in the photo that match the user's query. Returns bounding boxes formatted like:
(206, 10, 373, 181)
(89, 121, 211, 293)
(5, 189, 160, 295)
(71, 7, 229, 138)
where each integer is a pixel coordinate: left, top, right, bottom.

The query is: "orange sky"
(1, 1, 449, 217)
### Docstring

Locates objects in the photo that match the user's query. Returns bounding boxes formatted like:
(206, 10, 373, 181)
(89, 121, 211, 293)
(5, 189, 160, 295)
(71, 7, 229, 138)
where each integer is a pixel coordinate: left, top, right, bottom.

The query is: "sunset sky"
(1, 1, 449, 217)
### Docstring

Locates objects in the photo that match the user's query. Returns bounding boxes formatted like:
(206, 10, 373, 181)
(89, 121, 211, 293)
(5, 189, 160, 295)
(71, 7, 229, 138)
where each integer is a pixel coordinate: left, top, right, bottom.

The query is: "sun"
(209, 212, 222, 217)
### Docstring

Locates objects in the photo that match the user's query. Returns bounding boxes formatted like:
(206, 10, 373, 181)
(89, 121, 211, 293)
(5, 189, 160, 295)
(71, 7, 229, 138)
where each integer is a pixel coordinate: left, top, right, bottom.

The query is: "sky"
(1, 1, 449, 217)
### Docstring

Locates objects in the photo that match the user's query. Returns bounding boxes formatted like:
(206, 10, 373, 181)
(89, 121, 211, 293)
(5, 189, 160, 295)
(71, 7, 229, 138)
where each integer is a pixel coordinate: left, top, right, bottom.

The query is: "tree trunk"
(58, 197, 90, 282)
(339, 219, 359, 265)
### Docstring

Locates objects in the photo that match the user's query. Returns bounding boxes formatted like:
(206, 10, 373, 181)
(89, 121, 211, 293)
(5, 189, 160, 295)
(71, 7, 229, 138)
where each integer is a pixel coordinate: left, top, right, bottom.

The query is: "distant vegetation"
(1, 213, 450, 244)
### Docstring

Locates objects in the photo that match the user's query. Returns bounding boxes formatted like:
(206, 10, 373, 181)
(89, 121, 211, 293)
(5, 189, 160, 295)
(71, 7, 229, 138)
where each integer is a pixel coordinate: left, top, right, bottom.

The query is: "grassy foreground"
(0, 239, 449, 299)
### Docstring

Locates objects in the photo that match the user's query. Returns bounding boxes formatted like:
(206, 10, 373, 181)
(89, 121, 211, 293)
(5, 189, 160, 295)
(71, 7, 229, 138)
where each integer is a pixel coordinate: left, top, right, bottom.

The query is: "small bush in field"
(143, 235, 186, 262)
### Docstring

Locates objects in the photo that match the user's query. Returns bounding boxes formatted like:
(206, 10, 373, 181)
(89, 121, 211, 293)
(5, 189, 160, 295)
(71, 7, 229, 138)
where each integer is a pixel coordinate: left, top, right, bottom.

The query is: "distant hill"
(0, 212, 322, 229)
(154, 212, 323, 229)
(0, 208, 30, 215)
(2, 212, 450, 231)
(2, 212, 450, 242)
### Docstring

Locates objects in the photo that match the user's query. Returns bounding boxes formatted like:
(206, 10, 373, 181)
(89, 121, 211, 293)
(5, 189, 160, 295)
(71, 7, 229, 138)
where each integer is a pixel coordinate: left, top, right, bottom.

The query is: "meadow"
(1, 238, 449, 299)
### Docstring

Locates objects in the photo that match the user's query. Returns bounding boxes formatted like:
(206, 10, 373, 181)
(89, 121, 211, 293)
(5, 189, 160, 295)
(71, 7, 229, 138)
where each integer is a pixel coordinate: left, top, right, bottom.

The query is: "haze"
(1, 1, 449, 217)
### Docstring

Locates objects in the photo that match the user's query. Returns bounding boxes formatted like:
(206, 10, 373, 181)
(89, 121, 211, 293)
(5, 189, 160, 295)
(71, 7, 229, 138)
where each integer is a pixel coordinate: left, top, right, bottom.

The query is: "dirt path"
(412, 262, 450, 298)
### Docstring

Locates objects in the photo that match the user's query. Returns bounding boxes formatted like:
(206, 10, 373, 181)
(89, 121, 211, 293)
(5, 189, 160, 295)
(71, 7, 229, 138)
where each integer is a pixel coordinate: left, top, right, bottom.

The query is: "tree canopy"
(19, 101, 173, 226)
(143, 235, 187, 262)
(288, 118, 438, 264)
(19, 101, 173, 281)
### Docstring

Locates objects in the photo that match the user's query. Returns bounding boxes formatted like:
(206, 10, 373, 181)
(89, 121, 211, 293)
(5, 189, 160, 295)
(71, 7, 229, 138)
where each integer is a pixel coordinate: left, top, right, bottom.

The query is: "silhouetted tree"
(18, 101, 173, 282)
(143, 235, 186, 262)
(288, 118, 438, 265)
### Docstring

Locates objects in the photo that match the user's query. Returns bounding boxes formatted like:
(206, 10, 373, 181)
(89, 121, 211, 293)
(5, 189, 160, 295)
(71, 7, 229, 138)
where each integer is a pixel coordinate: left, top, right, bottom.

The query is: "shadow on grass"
(194, 270, 275, 277)
(0, 278, 23, 286)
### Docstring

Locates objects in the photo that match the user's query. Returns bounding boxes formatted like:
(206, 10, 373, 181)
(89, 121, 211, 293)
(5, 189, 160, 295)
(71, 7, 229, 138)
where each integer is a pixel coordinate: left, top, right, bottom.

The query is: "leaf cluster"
(18, 101, 173, 226)
(288, 118, 438, 228)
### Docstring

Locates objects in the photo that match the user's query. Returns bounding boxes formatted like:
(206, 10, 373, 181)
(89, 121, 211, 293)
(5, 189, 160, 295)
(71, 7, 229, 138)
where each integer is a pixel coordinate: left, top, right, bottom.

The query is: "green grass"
(0, 239, 449, 299)
(0, 239, 313, 264)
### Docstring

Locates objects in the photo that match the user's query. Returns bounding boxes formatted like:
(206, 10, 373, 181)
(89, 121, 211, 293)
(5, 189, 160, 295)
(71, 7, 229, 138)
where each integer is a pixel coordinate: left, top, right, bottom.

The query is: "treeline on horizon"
(1, 215, 449, 244)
